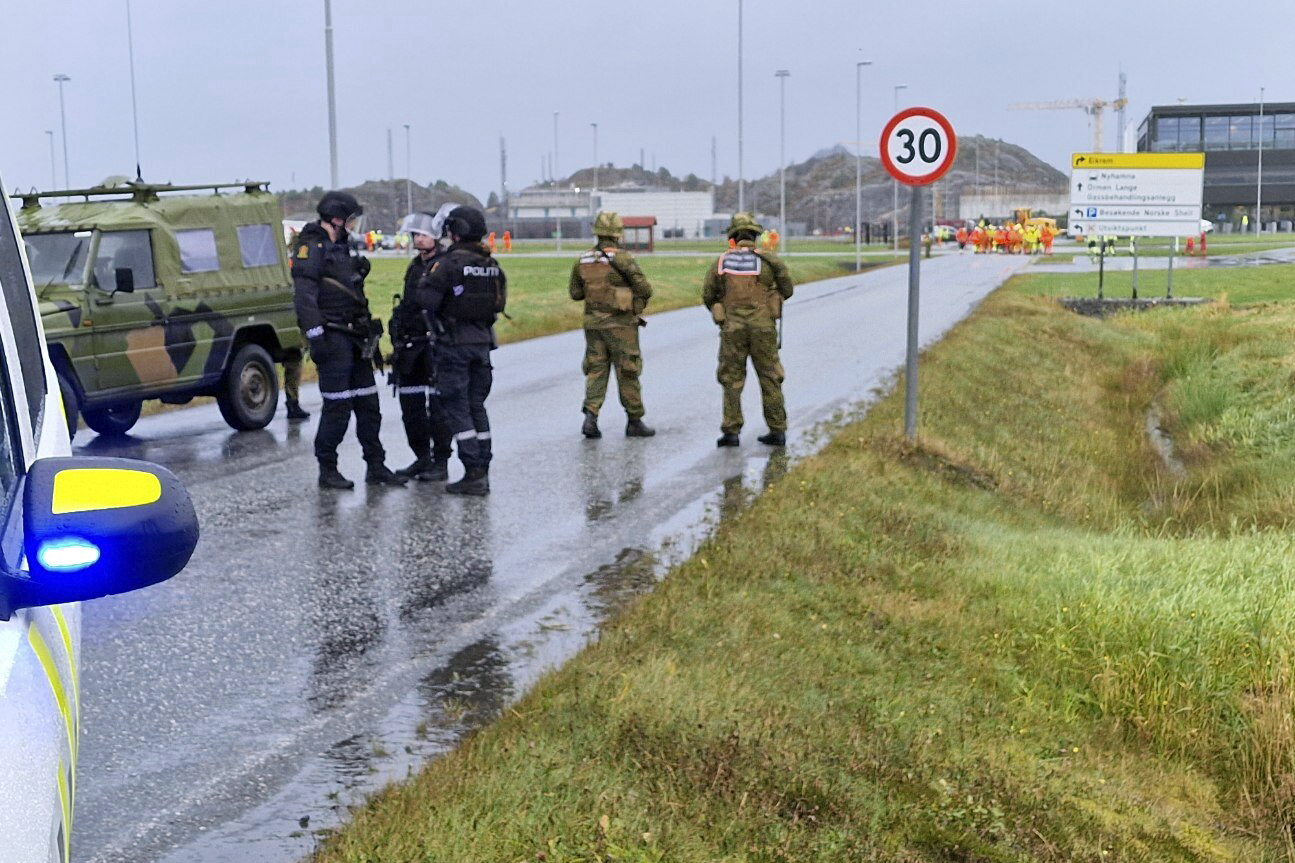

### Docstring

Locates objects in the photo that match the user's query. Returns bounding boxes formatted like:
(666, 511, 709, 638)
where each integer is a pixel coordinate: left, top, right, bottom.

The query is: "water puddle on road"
(158, 449, 797, 863)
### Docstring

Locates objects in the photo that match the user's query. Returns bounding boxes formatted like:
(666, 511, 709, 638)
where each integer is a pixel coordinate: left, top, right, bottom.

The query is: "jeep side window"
(236, 224, 278, 268)
(176, 228, 220, 273)
(94, 230, 156, 291)
(1, 211, 48, 432)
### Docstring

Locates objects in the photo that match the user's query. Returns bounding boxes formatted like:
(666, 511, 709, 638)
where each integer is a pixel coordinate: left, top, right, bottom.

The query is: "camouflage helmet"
(593, 211, 623, 239)
(726, 212, 763, 239)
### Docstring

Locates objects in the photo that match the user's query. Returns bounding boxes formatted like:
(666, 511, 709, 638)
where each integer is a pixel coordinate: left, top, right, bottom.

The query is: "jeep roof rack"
(11, 180, 271, 210)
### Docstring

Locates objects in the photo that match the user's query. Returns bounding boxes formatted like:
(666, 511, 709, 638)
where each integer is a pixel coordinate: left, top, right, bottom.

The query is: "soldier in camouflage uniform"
(282, 351, 309, 420)
(703, 213, 794, 447)
(569, 211, 656, 439)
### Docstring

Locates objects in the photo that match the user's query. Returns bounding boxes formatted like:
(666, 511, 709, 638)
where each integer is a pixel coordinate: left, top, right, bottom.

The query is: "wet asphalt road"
(73, 253, 1027, 863)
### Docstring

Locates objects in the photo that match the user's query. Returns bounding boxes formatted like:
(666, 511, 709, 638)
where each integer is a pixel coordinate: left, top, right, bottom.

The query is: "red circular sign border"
(879, 107, 958, 187)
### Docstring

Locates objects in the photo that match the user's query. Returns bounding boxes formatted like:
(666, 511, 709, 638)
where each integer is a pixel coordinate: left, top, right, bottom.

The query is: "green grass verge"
(1014, 262, 1295, 305)
(362, 254, 869, 347)
(311, 266, 1295, 860)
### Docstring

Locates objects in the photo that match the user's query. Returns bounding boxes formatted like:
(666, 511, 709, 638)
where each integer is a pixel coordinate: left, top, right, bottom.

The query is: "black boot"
(757, 430, 786, 447)
(446, 466, 490, 496)
(625, 418, 656, 437)
(716, 432, 740, 447)
(419, 459, 449, 482)
(286, 398, 310, 421)
(582, 409, 601, 439)
(396, 456, 432, 479)
(366, 464, 409, 486)
(318, 465, 354, 489)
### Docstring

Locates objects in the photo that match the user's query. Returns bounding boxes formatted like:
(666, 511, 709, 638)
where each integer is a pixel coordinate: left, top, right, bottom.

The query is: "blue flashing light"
(36, 537, 101, 572)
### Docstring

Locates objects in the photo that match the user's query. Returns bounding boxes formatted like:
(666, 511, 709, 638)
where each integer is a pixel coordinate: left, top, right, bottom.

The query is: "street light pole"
(44, 131, 57, 190)
(737, 0, 745, 213)
(554, 112, 562, 251)
(855, 60, 872, 271)
(892, 84, 908, 251)
(53, 74, 71, 190)
(590, 122, 599, 213)
(1257, 86, 1265, 236)
(403, 123, 412, 215)
(323, 0, 338, 187)
(776, 70, 789, 253)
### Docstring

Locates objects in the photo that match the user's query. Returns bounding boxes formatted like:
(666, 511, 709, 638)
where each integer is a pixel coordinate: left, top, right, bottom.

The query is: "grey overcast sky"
(2, 0, 1292, 203)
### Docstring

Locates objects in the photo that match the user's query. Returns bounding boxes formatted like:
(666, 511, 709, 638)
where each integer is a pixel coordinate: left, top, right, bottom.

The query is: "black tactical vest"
(440, 248, 504, 323)
(298, 223, 369, 325)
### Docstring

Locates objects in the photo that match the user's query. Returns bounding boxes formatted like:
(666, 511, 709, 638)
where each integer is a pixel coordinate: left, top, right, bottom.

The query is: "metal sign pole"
(1098, 243, 1105, 300)
(1167, 237, 1175, 299)
(1131, 238, 1138, 299)
(905, 185, 921, 439)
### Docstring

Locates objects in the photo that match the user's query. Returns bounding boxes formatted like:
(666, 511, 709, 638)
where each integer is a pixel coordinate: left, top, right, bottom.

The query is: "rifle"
(750, 248, 788, 349)
(388, 293, 404, 396)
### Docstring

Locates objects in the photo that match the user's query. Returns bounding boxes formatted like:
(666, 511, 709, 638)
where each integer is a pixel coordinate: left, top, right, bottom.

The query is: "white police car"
(0, 174, 199, 862)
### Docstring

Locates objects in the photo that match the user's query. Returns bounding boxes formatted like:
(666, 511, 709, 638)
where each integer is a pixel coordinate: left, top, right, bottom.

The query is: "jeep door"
(87, 229, 178, 399)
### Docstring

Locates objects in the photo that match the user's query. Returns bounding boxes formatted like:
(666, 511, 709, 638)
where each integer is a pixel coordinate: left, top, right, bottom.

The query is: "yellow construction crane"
(1009, 97, 1129, 152)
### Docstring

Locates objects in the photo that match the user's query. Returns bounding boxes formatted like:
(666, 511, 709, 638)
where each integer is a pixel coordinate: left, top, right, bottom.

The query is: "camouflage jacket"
(702, 240, 793, 328)
(568, 243, 652, 330)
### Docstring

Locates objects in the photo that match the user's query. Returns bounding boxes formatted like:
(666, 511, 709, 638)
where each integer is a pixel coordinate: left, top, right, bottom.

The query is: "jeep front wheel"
(57, 372, 79, 439)
(82, 400, 142, 437)
(218, 344, 278, 431)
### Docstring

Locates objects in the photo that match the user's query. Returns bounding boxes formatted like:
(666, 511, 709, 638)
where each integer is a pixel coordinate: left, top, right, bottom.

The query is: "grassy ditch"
(313, 267, 1295, 861)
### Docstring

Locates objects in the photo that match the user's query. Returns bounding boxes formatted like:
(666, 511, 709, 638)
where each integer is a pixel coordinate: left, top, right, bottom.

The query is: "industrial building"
(504, 185, 718, 240)
(1136, 101, 1295, 232)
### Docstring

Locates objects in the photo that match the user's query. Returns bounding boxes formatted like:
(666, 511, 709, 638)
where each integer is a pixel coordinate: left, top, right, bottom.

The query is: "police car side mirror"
(0, 457, 199, 616)
(114, 267, 135, 294)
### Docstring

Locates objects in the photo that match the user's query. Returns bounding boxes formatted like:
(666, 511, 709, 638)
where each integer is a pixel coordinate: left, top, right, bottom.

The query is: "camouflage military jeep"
(14, 180, 302, 437)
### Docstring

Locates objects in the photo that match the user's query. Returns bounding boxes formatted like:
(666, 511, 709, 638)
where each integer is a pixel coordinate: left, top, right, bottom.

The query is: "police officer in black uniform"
(292, 191, 407, 489)
(414, 206, 505, 496)
(391, 205, 456, 481)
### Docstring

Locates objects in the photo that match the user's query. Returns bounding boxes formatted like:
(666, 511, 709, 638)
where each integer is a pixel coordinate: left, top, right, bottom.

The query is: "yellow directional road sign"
(1072, 152, 1205, 169)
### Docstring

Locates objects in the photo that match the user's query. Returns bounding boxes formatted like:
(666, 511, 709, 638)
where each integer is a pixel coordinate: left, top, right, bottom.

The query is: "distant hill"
(712, 136, 1068, 232)
(278, 179, 484, 231)
(562, 164, 712, 192)
(537, 136, 1065, 233)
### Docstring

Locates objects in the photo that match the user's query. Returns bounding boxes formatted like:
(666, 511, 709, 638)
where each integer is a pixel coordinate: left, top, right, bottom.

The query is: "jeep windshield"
(24, 231, 90, 288)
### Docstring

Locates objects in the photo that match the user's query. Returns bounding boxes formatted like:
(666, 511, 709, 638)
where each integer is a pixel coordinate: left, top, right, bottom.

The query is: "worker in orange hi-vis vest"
(502, 230, 512, 252)
(955, 226, 968, 251)
(1041, 224, 1055, 255)
(993, 226, 1007, 253)
(488, 231, 497, 254)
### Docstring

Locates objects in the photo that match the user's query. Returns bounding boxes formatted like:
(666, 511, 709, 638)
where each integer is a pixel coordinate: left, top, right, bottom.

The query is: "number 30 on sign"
(880, 107, 957, 187)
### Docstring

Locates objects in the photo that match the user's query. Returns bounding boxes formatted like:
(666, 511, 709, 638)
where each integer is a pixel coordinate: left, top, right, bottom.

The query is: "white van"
(0, 174, 199, 863)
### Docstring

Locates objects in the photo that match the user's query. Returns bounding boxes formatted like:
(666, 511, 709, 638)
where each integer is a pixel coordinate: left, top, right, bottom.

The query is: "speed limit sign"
(879, 106, 957, 442)
(880, 107, 957, 186)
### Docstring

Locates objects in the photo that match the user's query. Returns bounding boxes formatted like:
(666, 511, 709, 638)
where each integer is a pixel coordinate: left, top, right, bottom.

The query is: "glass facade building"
(1137, 102, 1295, 231)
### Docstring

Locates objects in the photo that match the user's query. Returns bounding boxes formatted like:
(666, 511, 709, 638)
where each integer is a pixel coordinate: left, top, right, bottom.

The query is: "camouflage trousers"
(283, 348, 303, 402)
(717, 323, 785, 435)
(582, 326, 645, 420)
